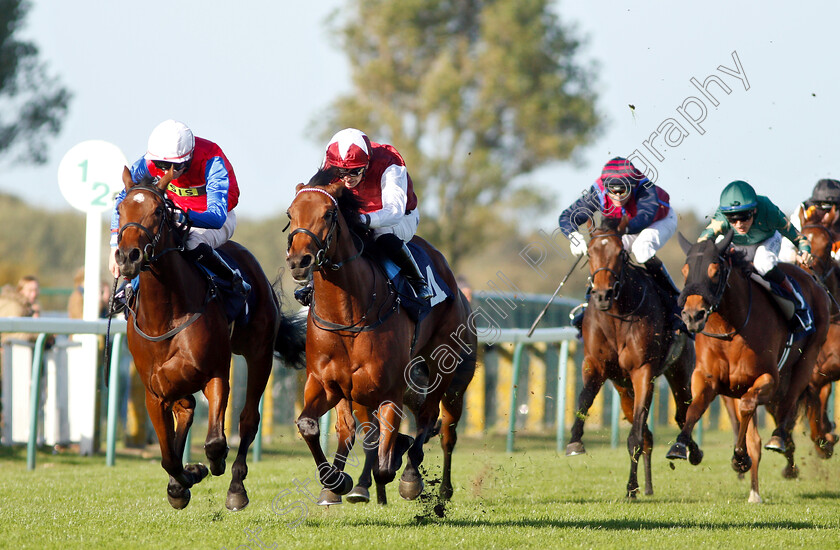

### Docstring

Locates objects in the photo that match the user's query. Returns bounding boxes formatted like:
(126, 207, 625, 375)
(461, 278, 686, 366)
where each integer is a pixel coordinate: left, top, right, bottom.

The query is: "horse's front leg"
(566, 357, 606, 456)
(346, 405, 379, 504)
(666, 366, 716, 464)
(625, 365, 655, 498)
(295, 374, 350, 495)
(145, 392, 207, 509)
(317, 398, 358, 505)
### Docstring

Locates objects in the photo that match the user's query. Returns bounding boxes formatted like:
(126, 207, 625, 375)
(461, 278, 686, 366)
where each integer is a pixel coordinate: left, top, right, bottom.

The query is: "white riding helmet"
(144, 120, 195, 163)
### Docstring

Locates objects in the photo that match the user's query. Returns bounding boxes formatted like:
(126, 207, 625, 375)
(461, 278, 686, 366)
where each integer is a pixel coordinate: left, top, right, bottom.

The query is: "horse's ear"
(122, 166, 134, 190)
(677, 232, 693, 254)
(156, 168, 173, 192)
(716, 228, 735, 253)
(828, 205, 840, 227)
(617, 214, 630, 234)
(295, 182, 305, 192)
(799, 203, 810, 226)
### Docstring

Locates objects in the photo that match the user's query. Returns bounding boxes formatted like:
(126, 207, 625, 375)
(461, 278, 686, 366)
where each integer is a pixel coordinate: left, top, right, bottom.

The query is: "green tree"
(0, 0, 71, 163)
(320, 0, 599, 268)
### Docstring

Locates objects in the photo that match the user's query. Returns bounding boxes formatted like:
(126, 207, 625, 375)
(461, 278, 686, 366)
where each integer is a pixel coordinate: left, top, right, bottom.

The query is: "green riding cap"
(719, 180, 758, 213)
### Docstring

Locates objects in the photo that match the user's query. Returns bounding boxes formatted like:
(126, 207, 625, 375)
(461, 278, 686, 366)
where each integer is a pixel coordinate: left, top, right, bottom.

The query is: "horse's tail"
(274, 311, 307, 370)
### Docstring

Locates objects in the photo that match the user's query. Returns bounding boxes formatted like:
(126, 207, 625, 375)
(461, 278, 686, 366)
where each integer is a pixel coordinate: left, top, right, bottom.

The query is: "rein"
(117, 184, 212, 342)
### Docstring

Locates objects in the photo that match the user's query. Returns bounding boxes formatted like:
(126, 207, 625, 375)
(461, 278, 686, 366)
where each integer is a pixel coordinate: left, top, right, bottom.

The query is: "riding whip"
(527, 254, 585, 338)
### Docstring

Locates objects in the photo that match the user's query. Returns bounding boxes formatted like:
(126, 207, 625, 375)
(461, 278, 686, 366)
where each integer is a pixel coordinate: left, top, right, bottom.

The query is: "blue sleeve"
(559, 188, 600, 237)
(186, 156, 230, 229)
(625, 185, 660, 234)
(110, 157, 148, 245)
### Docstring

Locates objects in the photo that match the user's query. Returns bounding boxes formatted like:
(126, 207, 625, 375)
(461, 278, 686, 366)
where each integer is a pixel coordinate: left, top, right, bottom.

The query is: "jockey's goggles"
(153, 160, 188, 172)
(724, 210, 754, 223)
(606, 183, 631, 200)
(813, 201, 837, 211)
(337, 166, 365, 178)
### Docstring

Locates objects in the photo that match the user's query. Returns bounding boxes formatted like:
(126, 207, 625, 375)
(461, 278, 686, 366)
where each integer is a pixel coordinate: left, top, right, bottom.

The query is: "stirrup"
(410, 279, 433, 301)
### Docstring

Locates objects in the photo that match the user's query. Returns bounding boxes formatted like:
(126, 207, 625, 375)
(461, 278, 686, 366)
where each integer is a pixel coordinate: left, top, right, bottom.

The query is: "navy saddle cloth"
(369, 241, 454, 323)
(194, 249, 252, 325)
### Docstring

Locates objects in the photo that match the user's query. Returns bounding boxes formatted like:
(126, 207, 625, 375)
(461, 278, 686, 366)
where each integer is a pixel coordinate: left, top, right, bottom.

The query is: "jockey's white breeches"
(371, 209, 420, 242)
(621, 207, 677, 264)
(185, 210, 237, 250)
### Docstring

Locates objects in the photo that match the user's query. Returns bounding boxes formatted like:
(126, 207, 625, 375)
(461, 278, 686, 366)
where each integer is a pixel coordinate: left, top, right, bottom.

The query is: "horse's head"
(800, 204, 838, 277)
(115, 166, 183, 279)
(587, 215, 629, 310)
(677, 230, 734, 332)
(286, 167, 369, 283)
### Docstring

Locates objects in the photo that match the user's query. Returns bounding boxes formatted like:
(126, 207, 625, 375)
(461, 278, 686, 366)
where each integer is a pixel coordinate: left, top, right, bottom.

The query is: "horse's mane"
(305, 166, 372, 239)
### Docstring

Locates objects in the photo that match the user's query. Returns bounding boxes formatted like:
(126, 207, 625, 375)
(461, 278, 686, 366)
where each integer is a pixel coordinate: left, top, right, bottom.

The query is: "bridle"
(117, 184, 187, 266)
(801, 223, 840, 319)
(287, 187, 399, 334)
(588, 234, 649, 320)
(685, 249, 752, 340)
(286, 187, 363, 270)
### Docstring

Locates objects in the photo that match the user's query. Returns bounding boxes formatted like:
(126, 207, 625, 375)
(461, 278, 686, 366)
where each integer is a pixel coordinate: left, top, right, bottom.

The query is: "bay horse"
(797, 205, 840, 457)
(285, 168, 476, 505)
(114, 167, 306, 510)
(565, 216, 698, 499)
(667, 230, 829, 503)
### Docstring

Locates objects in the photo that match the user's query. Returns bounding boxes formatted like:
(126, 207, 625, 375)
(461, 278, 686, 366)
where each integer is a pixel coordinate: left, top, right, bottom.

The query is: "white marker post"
(57, 140, 127, 455)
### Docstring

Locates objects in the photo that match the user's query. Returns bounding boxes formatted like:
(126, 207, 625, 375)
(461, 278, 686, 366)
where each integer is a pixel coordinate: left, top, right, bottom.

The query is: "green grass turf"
(1, 426, 838, 549)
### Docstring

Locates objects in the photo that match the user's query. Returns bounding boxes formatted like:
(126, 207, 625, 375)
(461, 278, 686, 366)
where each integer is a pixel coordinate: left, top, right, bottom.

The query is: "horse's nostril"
(129, 248, 141, 262)
(300, 254, 313, 268)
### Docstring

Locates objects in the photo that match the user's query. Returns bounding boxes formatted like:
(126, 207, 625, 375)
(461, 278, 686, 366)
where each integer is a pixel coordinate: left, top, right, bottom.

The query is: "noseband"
(588, 233, 628, 299)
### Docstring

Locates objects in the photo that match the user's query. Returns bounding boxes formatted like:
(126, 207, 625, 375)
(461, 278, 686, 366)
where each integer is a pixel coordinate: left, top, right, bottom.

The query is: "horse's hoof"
(748, 489, 763, 504)
(782, 465, 799, 479)
(666, 442, 688, 461)
(565, 441, 586, 456)
(376, 483, 387, 505)
(226, 490, 249, 511)
(317, 488, 342, 506)
(185, 463, 209, 484)
(688, 445, 704, 466)
(439, 483, 453, 501)
(399, 477, 425, 501)
(732, 453, 752, 473)
(817, 438, 835, 459)
(765, 436, 786, 454)
(345, 486, 370, 504)
(167, 488, 191, 510)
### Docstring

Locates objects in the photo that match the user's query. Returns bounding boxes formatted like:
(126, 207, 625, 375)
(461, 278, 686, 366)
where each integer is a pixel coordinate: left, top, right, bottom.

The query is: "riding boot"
(644, 256, 687, 335)
(383, 238, 433, 301)
(183, 243, 250, 299)
(112, 280, 129, 314)
(777, 275, 814, 333)
(569, 286, 591, 341)
(294, 280, 314, 307)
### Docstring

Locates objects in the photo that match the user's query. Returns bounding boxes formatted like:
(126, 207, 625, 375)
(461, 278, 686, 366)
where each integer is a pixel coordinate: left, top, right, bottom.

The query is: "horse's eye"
(325, 209, 336, 221)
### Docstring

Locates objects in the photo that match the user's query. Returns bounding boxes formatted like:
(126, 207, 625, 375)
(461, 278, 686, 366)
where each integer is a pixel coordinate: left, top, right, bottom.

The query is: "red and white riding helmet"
(144, 119, 195, 163)
(324, 128, 372, 169)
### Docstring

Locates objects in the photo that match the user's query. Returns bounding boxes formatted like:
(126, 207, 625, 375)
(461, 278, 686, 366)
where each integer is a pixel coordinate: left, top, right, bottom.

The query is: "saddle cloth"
(375, 242, 453, 323)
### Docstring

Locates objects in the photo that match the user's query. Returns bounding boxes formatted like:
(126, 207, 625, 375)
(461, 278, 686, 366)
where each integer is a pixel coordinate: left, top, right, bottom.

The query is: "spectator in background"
(68, 268, 113, 319)
(456, 275, 473, 304)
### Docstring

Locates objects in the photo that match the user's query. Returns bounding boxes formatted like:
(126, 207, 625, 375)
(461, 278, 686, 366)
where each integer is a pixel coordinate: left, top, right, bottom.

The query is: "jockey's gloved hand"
(797, 250, 814, 267)
(569, 231, 587, 257)
(359, 213, 371, 227)
(173, 210, 190, 226)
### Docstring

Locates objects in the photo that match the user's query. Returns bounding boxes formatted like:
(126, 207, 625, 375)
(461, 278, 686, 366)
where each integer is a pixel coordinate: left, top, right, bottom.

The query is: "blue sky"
(4, 1, 839, 229)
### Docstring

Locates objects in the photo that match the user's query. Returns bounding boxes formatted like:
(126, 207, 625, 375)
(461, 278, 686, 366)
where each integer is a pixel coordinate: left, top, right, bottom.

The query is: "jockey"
(294, 128, 432, 306)
(108, 119, 249, 299)
(780, 178, 840, 262)
(699, 180, 814, 333)
(559, 156, 682, 335)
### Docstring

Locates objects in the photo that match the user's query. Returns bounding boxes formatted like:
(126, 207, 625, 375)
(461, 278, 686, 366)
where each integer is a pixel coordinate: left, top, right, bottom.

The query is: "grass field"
(1, 426, 839, 549)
